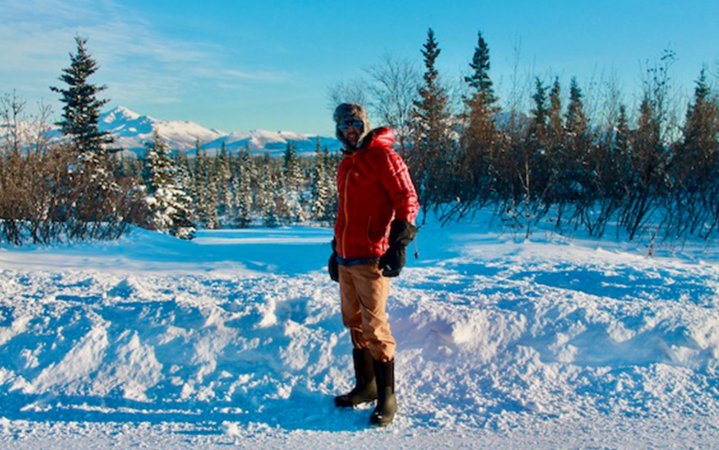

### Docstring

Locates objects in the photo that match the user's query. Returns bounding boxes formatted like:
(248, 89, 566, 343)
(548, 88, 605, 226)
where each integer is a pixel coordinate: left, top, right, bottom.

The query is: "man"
(328, 103, 419, 427)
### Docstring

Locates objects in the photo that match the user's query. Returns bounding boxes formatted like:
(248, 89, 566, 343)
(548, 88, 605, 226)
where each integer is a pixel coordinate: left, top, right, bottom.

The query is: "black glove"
(379, 220, 418, 277)
(328, 239, 339, 282)
(379, 245, 406, 277)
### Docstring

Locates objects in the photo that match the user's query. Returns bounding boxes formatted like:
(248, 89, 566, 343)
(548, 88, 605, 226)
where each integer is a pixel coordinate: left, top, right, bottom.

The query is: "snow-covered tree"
(143, 132, 195, 239)
(235, 146, 254, 227)
(283, 142, 306, 222)
(215, 142, 232, 221)
(310, 140, 331, 223)
(192, 146, 219, 229)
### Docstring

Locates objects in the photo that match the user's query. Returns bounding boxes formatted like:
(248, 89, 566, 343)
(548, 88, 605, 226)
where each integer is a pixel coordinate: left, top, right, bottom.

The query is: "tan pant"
(339, 262, 395, 362)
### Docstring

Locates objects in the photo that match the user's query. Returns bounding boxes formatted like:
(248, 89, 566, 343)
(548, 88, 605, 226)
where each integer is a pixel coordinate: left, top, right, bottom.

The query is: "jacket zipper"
(341, 157, 355, 257)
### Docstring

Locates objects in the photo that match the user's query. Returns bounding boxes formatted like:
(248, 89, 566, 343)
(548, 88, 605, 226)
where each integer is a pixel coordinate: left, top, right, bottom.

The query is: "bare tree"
(365, 54, 420, 155)
(327, 79, 369, 112)
(0, 91, 26, 154)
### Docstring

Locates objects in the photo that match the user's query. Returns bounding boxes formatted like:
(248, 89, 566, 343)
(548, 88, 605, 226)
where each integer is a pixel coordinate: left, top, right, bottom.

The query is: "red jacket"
(334, 127, 419, 260)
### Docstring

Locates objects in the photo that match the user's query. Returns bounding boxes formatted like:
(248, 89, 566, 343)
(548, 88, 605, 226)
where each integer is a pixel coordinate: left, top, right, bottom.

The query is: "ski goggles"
(337, 119, 364, 132)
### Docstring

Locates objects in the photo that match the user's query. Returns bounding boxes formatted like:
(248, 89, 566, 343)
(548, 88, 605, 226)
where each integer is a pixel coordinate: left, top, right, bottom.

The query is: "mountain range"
(98, 106, 341, 157)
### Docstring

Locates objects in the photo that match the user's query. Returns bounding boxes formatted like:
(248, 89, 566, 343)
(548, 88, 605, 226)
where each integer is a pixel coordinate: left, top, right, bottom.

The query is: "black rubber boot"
(369, 359, 396, 427)
(334, 348, 378, 407)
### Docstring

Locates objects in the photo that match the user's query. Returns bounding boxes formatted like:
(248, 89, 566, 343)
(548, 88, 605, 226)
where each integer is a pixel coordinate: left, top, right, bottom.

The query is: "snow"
(1, 212, 718, 448)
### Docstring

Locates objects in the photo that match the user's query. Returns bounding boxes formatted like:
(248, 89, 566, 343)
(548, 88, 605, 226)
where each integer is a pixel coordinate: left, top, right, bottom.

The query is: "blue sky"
(2, 0, 718, 134)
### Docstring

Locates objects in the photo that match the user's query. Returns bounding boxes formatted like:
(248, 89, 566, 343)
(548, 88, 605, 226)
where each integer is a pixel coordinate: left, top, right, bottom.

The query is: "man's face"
(338, 118, 363, 147)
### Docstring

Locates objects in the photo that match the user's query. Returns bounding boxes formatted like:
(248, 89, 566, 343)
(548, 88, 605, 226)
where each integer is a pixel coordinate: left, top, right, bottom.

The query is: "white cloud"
(0, 0, 289, 107)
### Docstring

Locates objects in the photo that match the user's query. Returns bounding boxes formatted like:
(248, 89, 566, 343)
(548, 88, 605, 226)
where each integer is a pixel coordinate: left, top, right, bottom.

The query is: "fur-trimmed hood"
(333, 103, 371, 151)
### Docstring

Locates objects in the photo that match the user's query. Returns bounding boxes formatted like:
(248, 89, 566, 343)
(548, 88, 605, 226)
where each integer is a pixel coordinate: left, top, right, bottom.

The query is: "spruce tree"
(672, 69, 719, 236)
(283, 142, 305, 222)
(464, 31, 497, 107)
(323, 147, 338, 223)
(236, 146, 254, 227)
(548, 78, 563, 141)
(50, 36, 111, 154)
(529, 78, 549, 144)
(143, 132, 196, 240)
(545, 78, 567, 220)
(310, 140, 330, 223)
(215, 141, 232, 221)
(622, 94, 664, 240)
(459, 30, 500, 211)
(411, 28, 453, 215)
(566, 78, 589, 145)
(526, 77, 550, 201)
(680, 68, 717, 183)
(50, 36, 126, 238)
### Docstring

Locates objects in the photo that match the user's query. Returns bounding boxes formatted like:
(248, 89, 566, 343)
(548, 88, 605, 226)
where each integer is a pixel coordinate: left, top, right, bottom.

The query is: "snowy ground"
(1, 212, 718, 448)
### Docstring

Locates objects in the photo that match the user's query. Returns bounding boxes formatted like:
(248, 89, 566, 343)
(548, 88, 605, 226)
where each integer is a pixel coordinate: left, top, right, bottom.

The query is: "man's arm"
(377, 149, 419, 277)
(377, 149, 419, 224)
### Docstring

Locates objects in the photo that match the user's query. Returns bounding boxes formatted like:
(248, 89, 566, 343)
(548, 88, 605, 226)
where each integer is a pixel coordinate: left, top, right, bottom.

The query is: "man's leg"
(349, 263, 395, 362)
(349, 263, 397, 426)
(335, 265, 378, 407)
(339, 265, 367, 349)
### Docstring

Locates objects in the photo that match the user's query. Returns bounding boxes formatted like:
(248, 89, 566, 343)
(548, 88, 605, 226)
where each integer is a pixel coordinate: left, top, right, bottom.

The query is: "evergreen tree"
(411, 28, 454, 216)
(283, 142, 305, 222)
(528, 78, 549, 145)
(49, 36, 127, 238)
(622, 94, 665, 240)
(283, 142, 303, 190)
(143, 132, 195, 239)
(193, 146, 219, 229)
(310, 140, 330, 222)
(464, 31, 497, 107)
(565, 78, 589, 139)
(458, 30, 500, 212)
(215, 141, 232, 221)
(565, 77, 592, 200)
(526, 77, 551, 201)
(235, 146, 254, 227)
(678, 68, 718, 187)
(547, 78, 563, 141)
(545, 77, 567, 221)
(50, 36, 111, 154)
(562, 79, 598, 233)
(671, 69, 719, 236)
(323, 147, 339, 223)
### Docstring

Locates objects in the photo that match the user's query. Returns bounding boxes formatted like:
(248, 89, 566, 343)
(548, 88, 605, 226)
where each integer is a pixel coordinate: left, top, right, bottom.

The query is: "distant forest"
(1, 30, 718, 245)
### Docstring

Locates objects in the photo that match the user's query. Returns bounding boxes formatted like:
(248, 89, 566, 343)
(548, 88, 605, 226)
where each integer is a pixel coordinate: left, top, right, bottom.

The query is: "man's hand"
(379, 220, 417, 277)
(379, 245, 406, 277)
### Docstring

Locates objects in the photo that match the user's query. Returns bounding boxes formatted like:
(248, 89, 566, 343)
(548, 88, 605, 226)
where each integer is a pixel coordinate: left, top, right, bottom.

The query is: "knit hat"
(333, 103, 371, 150)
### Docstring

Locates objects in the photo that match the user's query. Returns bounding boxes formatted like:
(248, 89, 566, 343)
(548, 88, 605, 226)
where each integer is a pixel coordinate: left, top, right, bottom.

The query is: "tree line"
(2, 32, 718, 244)
(0, 37, 337, 243)
(339, 30, 719, 242)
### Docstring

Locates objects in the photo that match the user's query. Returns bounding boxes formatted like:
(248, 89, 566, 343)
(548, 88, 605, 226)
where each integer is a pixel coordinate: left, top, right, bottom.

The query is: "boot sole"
(334, 397, 378, 408)
(369, 414, 394, 427)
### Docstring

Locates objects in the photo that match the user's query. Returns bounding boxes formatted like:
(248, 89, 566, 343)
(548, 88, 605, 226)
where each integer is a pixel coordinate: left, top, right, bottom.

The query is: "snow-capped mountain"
(99, 106, 224, 153)
(98, 106, 340, 157)
(199, 129, 341, 157)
